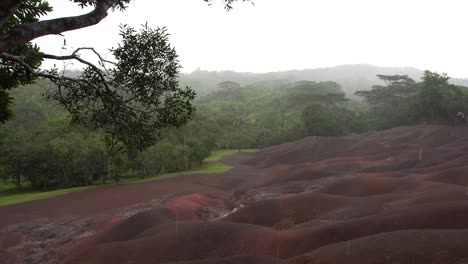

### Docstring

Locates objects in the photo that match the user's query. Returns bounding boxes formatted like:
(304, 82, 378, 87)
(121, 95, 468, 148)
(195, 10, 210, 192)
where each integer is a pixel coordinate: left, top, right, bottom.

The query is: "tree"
(188, 141, 210, 165)
(355, 75, 417, 128)
(355, 75, 416, 106)
(356, 72, 468, 128)
(0, 0, 250, 149)
(302, 103, 346, 137)
(211, 81, 244, 101)
(413, 71, 466, 122)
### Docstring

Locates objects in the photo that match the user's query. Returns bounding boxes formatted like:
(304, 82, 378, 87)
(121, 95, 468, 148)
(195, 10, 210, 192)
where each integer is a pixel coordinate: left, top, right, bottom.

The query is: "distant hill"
(180, 64, 468, 97)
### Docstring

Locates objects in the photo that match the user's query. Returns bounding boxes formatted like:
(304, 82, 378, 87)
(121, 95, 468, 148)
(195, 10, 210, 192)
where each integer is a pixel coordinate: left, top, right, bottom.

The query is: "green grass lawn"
(0, 149, 257, 207)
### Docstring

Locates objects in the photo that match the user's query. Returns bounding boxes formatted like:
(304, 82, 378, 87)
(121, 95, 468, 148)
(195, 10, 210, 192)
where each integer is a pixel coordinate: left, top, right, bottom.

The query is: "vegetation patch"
(124, 149, 257, 184)
(0, 149, 256, 207)
(0, 185, 99, 207)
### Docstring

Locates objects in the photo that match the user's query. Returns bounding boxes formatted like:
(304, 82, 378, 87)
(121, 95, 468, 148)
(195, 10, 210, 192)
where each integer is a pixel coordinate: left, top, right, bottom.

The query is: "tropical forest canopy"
(2, 65, 468, 190)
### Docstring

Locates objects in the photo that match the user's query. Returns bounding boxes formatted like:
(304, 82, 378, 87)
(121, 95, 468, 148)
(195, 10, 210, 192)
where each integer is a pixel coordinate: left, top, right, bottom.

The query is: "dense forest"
(1, 67, 468, 190)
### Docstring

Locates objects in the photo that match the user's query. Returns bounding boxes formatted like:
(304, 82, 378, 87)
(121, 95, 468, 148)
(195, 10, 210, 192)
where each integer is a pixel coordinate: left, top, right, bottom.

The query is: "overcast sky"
(34, 0, 468, 78)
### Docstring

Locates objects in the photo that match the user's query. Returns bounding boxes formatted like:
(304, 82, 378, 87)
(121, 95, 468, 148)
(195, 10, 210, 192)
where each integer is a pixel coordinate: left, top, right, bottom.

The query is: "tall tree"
(413, 71, 465, 122)
(0, 0, 250, 149)
(355, 75, 417, 128)
(302, 103, 345, 137)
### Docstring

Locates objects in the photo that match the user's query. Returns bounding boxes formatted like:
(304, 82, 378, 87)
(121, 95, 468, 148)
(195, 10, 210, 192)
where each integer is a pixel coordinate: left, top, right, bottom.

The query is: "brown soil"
(2, 124, 468, 264)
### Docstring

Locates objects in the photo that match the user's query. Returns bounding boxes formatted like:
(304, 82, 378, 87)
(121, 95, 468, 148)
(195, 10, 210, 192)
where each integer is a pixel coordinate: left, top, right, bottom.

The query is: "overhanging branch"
(0, 47, 122, 110)
(30, 48, 113, 91)
(0, 0, 114, 54)
(0, 52, 101, 91)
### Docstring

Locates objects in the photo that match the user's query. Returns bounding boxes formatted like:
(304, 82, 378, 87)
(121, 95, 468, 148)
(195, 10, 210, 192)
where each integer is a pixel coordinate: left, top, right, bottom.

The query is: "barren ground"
(2, 124, 468, 264)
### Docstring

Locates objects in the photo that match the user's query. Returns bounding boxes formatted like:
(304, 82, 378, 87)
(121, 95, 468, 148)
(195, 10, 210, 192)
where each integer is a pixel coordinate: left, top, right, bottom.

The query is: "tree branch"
(30, 48, 112, 91)
(0, 0, 21, 29)
(0, 52, 100, 90)
(1, 49, 121, 111)
(0, 0, 114, 54)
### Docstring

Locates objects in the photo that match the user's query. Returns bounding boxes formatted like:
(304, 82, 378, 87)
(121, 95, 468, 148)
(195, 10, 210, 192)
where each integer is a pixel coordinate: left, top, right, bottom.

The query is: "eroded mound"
(291, 229, 468, 264)
(3, 124, 468, 264)
(66, 125, 468, 263)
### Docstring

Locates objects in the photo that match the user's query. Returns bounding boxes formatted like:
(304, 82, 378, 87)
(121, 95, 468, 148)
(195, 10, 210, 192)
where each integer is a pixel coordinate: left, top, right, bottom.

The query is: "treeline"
(185, 70, 468, 150)
(2, 70, 467, 190)
(191, 80, 363, 149)
(356, 71, 468, 130)
(0, 83, 210, 190)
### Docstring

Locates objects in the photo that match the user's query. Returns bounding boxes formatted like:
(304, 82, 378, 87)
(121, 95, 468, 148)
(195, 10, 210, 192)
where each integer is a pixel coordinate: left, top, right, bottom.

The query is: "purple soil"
(2, 124, 468, 264)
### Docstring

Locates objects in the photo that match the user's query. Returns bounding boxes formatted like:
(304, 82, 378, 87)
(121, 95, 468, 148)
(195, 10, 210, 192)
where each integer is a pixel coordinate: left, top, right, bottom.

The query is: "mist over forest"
(180, 64, 468, 96)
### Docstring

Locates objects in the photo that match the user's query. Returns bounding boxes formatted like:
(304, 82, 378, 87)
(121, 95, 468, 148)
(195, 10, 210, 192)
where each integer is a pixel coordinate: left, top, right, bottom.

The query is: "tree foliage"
(0, 0, 248, 148)
(355, 74, 417, 128)
(0, 82, 205, 189)
(47, 24, 195, 150)
(302, 103, 345, 137)
(356, 71, 468, 128)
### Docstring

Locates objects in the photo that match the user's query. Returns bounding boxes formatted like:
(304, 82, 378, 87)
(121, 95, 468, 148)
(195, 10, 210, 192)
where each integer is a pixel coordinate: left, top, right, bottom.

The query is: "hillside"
(181, 64, 468, 96)
(3, 124, 468, 264)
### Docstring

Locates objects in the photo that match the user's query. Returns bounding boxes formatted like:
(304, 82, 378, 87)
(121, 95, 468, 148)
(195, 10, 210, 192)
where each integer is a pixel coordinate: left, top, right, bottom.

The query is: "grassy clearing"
(0, 149, 257, 207)
(0, 185, 99, 207)
(123, 149, 257, 184)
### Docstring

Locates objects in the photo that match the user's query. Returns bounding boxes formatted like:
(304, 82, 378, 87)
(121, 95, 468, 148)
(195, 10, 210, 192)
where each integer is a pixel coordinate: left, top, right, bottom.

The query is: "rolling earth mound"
(2, 124, 468, 264)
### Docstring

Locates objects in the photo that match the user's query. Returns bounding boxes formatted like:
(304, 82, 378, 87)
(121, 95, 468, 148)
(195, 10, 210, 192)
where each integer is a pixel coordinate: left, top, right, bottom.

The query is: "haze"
(35, 0, 468, 78)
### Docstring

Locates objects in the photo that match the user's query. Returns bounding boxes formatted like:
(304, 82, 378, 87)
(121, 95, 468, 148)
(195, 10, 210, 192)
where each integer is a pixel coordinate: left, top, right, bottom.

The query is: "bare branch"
(29, 48, 112, 91)
(74, 47, 117, 68)
(1, 49, 122, 114)
(0, 52, 100, 89)
(204, 0, 253, 11)
(72, 47, 116, 74)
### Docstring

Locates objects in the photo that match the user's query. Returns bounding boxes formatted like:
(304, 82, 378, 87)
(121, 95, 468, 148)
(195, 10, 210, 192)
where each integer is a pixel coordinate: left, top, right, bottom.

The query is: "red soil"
(2, 124, 468, 264)
(162, 193, 222, 221)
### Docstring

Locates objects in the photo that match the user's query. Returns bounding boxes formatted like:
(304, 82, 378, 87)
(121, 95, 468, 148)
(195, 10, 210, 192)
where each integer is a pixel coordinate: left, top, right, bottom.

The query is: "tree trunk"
(0, 1, 21, 29)
(0, 0, 113, 54)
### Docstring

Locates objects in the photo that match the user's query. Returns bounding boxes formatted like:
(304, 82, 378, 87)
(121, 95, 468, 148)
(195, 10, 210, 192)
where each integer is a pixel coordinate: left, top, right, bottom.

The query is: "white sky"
(34, 0, 468, 78)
